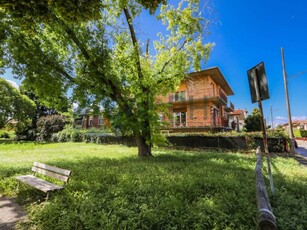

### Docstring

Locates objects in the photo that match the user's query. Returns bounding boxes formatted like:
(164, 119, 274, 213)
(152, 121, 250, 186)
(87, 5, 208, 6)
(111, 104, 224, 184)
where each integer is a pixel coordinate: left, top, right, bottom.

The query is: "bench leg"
(16, 180, 21, 192)
(46, 192, 50, 200)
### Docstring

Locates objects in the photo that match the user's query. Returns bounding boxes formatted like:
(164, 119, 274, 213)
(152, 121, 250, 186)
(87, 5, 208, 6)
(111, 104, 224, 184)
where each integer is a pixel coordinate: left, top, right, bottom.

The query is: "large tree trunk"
(135, 134, 152, 157)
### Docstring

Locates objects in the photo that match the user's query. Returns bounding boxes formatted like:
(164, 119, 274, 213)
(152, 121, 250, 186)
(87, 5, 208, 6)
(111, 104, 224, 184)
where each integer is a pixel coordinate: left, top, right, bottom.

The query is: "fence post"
(255, 147, 277, 230)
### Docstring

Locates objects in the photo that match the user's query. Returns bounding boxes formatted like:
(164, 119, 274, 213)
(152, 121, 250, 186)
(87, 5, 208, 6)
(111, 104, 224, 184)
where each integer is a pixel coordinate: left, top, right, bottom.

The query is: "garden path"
(0, 195, 26, 230)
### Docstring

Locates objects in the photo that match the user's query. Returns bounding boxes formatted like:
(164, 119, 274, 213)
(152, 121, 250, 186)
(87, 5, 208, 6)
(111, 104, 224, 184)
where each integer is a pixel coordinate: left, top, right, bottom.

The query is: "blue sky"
(136, 0, 307, 126)
(2, 0, 307, 127)
(204, 0, 307, 126)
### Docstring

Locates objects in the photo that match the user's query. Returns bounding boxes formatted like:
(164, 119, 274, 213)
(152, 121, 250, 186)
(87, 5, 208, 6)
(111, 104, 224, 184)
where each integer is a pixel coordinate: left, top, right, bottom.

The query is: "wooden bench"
(16, 162, 71, 200)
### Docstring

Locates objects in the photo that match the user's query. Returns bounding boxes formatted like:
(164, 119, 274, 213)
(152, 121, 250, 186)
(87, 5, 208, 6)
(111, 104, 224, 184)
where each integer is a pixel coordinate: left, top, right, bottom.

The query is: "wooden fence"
(255, 147, 277, 230)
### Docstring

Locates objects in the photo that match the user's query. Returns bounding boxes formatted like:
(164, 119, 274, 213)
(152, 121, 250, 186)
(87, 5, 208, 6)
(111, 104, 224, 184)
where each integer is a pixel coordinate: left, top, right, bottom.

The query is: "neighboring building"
(282, 120, 307, 131)
(228, 109, 248, 132)
(74, 108, 109, 129)
(157, 67, 234, 133)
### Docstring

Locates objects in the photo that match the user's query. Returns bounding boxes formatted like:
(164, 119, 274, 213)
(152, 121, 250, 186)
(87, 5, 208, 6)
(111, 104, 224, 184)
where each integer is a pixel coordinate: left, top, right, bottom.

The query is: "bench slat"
(32, 167, 70, 183)
(33, 162, 71, 176)
(16, 175, 63, 193)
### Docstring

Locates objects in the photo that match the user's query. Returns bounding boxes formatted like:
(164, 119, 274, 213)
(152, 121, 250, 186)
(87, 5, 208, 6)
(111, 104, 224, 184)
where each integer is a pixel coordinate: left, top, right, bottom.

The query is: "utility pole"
(281, 47, 295, 154)
(270, 106, 274, 129)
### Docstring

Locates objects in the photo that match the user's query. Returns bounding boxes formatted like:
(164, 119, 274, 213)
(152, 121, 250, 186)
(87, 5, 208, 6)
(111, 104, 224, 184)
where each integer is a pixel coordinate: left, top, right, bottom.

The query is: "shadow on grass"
(2, 150, 306, 229)
(3, 151, 260, 229)
(269, 159, 307, 229)
(0, 139, 50, 145)
(0, 139, 22, 144)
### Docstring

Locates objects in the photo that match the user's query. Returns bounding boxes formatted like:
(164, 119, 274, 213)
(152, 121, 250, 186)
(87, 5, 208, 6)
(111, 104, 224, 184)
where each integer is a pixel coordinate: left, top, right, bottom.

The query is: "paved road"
(296, 140, 307, 158)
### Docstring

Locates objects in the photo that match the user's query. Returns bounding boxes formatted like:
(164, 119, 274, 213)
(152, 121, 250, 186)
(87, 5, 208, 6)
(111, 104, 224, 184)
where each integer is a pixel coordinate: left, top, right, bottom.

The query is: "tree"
(244, 108, 262, 132)
(0, 0, 213, 156)
(0, 78, 35, 129)
(36, 114, 66, 141)
(15, 88, 70, 140)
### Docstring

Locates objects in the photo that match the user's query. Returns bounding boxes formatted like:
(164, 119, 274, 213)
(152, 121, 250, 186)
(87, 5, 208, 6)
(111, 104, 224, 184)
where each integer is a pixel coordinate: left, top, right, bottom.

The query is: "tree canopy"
(0, 0, 213, 156)
(0, 78, 35, 129)
(244, 108, 262, 132)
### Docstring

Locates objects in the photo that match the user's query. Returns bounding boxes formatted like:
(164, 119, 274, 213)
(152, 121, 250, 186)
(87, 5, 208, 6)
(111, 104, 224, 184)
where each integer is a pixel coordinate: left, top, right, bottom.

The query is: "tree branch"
(123, 8, 145, 84)
(146, 39, 149, 59)
(49, 9, 134, 115)
(156, 38, 188, 83)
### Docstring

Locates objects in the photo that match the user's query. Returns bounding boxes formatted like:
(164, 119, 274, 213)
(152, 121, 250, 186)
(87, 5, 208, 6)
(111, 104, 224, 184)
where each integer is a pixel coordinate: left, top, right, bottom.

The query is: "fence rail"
(255, 147, 277, 230)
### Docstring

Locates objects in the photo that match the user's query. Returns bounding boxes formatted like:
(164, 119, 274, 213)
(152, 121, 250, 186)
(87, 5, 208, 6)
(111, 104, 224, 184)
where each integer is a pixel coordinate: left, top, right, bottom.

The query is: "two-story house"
(228, 109, 248, 132)
(74, 108, 109, 129)
(157, 67, 234, 133)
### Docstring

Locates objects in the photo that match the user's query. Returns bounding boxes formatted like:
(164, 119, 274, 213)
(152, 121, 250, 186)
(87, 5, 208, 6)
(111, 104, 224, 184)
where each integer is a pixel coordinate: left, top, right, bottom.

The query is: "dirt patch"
(0, 195, 27, 230)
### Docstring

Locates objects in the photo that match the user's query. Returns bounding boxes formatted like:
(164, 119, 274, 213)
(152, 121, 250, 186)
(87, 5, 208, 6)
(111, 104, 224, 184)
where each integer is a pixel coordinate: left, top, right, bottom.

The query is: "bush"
(164, 131, 288, 152)
(300, 130, 307, 137)
(0, 130, 10, 138)
(294, 129, 301, 138)
(36, 115, 66, 142)
(52, 126, 113, 144)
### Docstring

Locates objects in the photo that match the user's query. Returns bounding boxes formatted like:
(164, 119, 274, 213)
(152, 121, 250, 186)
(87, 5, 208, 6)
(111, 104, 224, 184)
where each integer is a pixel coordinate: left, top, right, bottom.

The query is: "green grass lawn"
(0, 142, 306, 229)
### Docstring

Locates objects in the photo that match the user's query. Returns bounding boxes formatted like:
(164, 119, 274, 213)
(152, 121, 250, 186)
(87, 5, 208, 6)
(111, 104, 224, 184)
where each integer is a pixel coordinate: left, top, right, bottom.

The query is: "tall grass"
(0, 142, 306, 229)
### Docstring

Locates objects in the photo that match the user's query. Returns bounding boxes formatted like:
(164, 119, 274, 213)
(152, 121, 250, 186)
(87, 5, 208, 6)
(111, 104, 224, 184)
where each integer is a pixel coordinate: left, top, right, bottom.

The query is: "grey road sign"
(247, 62, 270, 103)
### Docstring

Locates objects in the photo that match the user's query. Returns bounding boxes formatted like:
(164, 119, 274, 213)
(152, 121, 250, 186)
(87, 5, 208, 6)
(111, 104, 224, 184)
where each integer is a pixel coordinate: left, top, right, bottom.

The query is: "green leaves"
(0, 0, 214, 155)
(0, 78, 35, 129)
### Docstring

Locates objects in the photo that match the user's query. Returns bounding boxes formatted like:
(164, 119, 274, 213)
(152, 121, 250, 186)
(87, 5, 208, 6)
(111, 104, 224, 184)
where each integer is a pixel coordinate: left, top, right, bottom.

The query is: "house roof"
(189, 67, 234, 95)
(229, 109, 245, 120)
(282, 120, 307, 126)
(231, 110, 244, 116)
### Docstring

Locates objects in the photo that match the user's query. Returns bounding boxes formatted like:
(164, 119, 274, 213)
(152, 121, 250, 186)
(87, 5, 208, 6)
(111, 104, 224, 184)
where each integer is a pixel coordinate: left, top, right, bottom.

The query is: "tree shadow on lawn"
(4, 150, 307, 228)
(6, 151, 262, 229)
(267, 159, 307, 229)
(0, 140, 50, 147)
(5, 152, 258, 200)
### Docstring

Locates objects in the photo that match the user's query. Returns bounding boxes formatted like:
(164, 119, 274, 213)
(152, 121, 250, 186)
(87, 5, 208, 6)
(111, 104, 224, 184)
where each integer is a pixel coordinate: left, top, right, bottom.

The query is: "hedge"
(51, 132, 288, 152)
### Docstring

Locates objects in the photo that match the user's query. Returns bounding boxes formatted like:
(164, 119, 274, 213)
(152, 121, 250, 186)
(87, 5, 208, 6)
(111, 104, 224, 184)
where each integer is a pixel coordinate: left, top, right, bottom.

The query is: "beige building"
(228, 109, 248, 132)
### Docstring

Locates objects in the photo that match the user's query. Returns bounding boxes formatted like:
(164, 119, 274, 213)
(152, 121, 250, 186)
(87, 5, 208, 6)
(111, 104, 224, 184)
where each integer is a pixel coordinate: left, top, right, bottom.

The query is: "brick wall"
(157, 72, 230, 129)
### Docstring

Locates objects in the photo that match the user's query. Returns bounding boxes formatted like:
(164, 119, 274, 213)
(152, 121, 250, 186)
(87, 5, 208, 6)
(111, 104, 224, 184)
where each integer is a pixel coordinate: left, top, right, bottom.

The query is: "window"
(174, 91, 186, 101)
(89, 119, 93, 127)
(173, 112, 187, 127)
(158, 114, 164, 122)
(98, 118, 104, 125)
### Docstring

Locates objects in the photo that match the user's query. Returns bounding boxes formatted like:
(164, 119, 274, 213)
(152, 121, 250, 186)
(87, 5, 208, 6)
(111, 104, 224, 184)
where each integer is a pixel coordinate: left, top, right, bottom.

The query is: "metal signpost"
(247, 62, 275, 194)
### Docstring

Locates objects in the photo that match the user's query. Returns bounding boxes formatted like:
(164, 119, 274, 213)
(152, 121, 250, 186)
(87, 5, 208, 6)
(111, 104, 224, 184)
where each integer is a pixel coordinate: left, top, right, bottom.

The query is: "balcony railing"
(168, 89, 228, 105)
(219, 89, 228, 104)
(230, 102, 234, 110)
(166, 118, 230, 129)
(224, 101, 234, 112)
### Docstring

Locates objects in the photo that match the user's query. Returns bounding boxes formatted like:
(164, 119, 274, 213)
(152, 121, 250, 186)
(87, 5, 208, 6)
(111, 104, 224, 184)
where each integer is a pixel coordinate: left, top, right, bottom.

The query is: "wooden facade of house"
(157, 67, 234, 132)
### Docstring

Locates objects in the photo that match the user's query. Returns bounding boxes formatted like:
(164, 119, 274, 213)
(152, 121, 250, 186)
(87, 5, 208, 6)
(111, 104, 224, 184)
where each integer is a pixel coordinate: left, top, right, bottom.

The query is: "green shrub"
(300, 130, 307, 137)
(50, 133, 59, 142)
(293, 129, 307, 138)
(36, 115, 66, 141)
(0, 130, 10, 138)
(294, 129, 301, 138)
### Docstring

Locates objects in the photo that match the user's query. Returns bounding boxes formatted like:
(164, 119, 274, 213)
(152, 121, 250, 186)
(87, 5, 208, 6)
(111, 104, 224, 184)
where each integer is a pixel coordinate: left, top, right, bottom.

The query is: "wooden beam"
(255, 147, 277, 230)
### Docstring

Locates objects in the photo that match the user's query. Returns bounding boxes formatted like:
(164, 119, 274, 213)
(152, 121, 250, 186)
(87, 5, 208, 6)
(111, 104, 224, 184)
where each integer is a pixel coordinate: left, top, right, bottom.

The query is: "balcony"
(224, 101, 234, 112)
(166, 118, 230, 129)
(168, 89, 228, 105)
